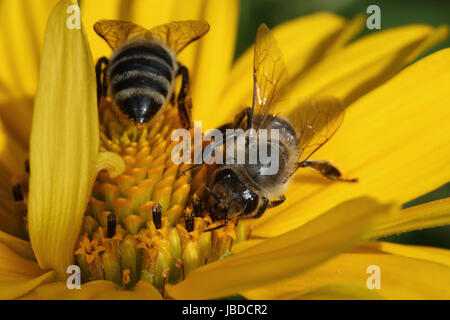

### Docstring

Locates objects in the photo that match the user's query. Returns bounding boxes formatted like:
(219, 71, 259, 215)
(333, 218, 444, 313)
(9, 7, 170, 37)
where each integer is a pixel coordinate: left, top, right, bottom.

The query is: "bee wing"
(251, 24, 289, 130)
(94, 20, 151, 49)
(148, 20, 210, 53)
(286, 96, 345, 163)
(94, 20, 209, 53)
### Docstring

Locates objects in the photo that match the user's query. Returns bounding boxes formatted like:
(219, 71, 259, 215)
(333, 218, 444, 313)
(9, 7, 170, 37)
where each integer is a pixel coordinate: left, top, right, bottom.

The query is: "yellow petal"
(0, 116, 27, 175)
(324, 14, 365, 55)
(294, 283, 385, 300)
(29, 0, 99, 277)
(0, 242, 55, 299)
(231, 239, 263, 254)
(0, 0, 59, 97)
(253, 48, 450, 237)
(407, 25, 448, 64)
(0, 0, 58, 147)
(0, 161, 27, 238)
(0, 230, 34, 261)
(0, 271, 55, 300)
(288, 24, 447, 105)
(0, 207, 25, 240)
(243, 251, 450, 300)
(215, 13, 349, 128)
(370, 198, 450, 239)
(166, 197, 392, 299)
(128, 0, 177, 30)
(21, 279, 162, 300)
(171, 0, 207, 71)
(81, 0, 122, 62)
(0, 94, 33, 148)
(191, 0, 239, 130)
(0, 164, 26, 238)
(0, 242, 41, 277)
(354, 241, 450, 267)
(171, 0, 206, 24)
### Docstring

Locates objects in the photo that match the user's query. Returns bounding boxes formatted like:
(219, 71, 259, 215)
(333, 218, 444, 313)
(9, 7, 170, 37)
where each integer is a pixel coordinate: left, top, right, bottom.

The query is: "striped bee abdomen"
(107, 41, 176, 124)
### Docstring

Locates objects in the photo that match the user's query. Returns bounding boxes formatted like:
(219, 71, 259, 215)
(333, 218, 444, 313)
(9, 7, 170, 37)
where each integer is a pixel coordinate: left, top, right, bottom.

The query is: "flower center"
(73, 100, 250, 293)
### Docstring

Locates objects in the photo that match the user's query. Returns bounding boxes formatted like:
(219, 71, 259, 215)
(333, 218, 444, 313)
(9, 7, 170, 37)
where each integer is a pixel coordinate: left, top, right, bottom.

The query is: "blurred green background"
(235, 0, 450, 248)
(235, 0, 450, 58)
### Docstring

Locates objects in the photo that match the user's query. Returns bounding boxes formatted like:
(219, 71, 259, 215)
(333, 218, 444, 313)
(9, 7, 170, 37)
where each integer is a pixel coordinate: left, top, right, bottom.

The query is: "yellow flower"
(0, 0, 449, 300)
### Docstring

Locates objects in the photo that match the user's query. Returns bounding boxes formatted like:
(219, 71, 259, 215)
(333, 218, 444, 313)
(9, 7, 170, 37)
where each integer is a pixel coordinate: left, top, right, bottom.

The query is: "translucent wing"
(286, 96, 345, 163)
(149, 20, 210, 53)
(94, 20, 151, 49)
(94, 20, 209, 53)
(251, 24, 289, 130)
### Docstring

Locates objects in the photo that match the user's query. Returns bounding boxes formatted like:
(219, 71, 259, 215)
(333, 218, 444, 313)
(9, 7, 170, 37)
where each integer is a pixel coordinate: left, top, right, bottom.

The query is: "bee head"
(207, 188, 241, 219)
(207, 168, 259, 219)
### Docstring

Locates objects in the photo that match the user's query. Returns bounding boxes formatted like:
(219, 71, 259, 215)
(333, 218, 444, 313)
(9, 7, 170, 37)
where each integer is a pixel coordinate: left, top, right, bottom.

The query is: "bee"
(198, 24, 357, 231)
(94, 19, 210, 128)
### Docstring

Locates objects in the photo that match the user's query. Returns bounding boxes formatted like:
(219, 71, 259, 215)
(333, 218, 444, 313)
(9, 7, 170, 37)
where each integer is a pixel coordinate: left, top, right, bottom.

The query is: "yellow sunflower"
(0, 0, 449, 300)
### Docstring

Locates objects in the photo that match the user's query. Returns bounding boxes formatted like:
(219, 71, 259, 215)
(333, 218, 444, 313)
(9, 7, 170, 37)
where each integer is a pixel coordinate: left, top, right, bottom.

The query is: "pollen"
(71, 99, 249, 292)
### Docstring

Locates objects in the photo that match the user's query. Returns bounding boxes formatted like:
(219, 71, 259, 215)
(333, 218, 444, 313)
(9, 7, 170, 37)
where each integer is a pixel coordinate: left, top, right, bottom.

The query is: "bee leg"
(253, 197, 269, 219)
(176, 63, 192, 129)
(152, 203, 162, 229)
(205, 213, 228, 232)
(217, 123, 233, 135)
(95, 56, 109, 104)
(182, 163, 202, 175)
(298, 160, 358, 182)
(191, 193, 204, 218)
(232, 107, 253, 129)
(269, 195, 286, 208)
(216, 107, 251, 134)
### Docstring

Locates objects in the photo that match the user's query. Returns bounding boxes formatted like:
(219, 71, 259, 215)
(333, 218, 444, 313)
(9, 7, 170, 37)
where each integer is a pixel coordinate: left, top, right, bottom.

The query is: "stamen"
(175, 258, 185, 280)
(122, 269, 131, 289)
(102, 251, 121, 285)
(152, 203, 162, 229)
(107, 213, 116, 238)
(182, 241, 201, 277)
(120, 236, 139, 288)
(161, 268, 169, 299)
